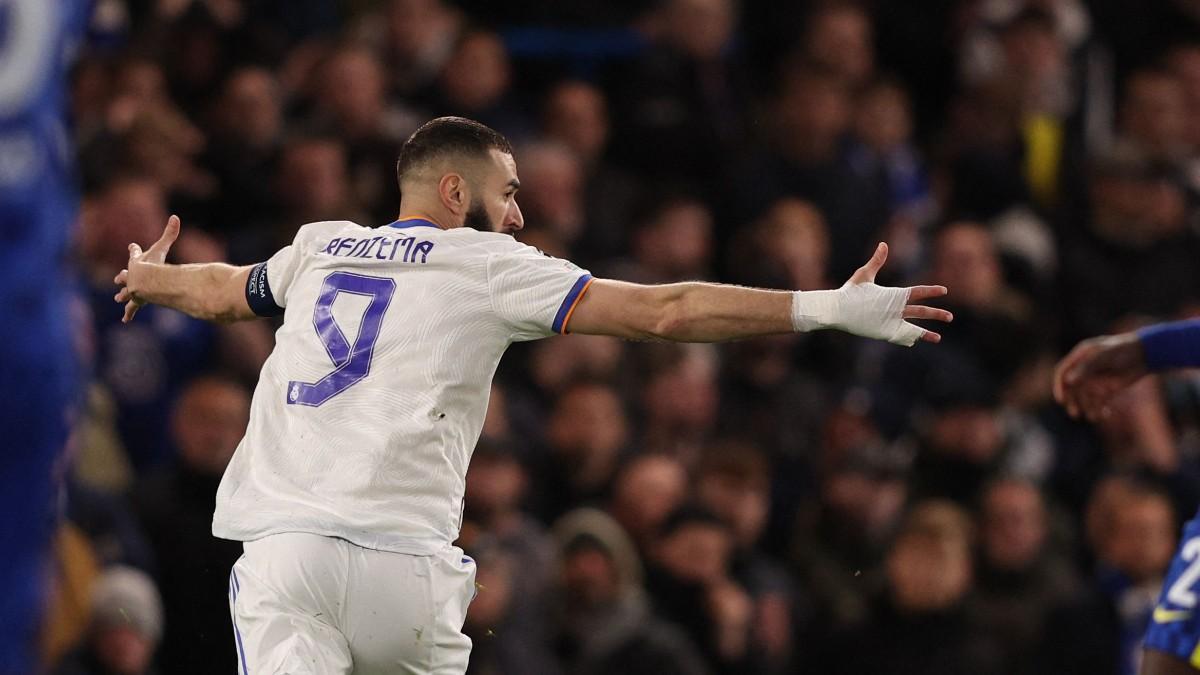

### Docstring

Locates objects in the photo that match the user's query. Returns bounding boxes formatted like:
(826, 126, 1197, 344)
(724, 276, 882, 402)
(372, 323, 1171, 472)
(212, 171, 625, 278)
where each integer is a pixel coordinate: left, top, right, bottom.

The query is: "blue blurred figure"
(0, 2, 93, 673)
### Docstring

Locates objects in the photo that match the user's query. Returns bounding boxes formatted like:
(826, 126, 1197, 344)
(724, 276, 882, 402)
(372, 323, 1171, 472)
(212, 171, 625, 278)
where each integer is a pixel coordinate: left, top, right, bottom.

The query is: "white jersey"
(212, 218, 593, 554)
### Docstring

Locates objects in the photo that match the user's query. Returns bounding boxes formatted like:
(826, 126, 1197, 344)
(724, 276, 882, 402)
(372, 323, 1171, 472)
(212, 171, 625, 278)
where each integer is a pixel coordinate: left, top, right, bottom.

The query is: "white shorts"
(227, 532, 476, 674)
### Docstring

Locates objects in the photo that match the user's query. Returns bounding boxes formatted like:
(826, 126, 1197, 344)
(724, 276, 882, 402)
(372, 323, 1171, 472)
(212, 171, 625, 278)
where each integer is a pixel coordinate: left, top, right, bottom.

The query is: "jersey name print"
(212, 219, 591, 555)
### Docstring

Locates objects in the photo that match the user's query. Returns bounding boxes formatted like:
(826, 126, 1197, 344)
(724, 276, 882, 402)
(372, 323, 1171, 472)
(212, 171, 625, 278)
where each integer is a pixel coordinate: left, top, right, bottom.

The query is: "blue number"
(287, 272, 395, 407)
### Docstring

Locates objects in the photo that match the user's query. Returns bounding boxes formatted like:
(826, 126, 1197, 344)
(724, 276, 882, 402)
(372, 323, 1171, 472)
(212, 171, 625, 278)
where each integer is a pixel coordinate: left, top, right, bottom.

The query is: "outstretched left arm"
(114, 215, 257, 324)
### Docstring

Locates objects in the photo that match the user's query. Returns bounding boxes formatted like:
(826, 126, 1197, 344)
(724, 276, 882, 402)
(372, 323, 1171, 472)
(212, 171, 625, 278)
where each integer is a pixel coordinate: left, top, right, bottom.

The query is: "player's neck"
(394, 210, 453, 230)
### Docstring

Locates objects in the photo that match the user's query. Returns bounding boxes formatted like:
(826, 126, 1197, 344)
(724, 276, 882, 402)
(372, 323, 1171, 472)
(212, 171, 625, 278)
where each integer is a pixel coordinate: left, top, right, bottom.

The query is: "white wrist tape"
(792, 284, 924, 347)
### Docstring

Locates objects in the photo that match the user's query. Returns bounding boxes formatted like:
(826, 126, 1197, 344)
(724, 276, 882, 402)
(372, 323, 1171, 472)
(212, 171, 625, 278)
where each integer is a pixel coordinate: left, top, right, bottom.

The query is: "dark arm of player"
(1053, 319, 1200, 420)
(567, 243, 950, 344)
(113, 215, 259, 324)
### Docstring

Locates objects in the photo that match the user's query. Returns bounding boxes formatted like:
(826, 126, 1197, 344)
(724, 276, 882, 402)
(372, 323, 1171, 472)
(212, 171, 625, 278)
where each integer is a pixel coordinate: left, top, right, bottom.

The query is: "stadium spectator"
(131, 376, 249, 675)
(541, 80, 639, 261)
(202, 67, 285, 231)
(608, 454, 690, 554)
(530, 382, 631, 524)
(307, 45, 420, 222)
(637, 343, 721, 462)
(973, 478, 1082, 674)
(436, 29, 529, 137)
(551, 509, 709, 675)
(606, 195, 714, 284)
(460, 439, 559, 674)
(512, 142, 588, 255)
(800, 0, 876, 88)
(52, 566, 163, 675)
(817, 500, 1004, 675)
(791, 440, 909, 637)
(608, 0, 747, 198)
(695, 443, 795, 673)
(645, 506, 754, 671)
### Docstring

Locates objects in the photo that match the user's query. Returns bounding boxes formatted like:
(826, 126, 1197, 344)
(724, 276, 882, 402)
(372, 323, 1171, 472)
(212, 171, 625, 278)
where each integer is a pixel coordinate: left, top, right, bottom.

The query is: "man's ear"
(438, 173, 469, 215)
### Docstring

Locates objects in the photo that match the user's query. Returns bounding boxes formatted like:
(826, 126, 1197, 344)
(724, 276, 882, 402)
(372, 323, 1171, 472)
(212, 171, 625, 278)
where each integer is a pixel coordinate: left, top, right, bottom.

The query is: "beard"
(463, 199, 501, 233)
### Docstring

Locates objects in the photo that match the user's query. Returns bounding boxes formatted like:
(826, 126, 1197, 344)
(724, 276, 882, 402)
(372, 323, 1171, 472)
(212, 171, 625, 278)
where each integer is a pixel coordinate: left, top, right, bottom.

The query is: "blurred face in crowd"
(547, 383, 629, 458)
(543, 82, 610, 163)
(1121, 70, 1188, 156)
(643, 345, 720, 433)
(278, 139, 349, 220)
(775, 70, 852, 161)
(822, 469, 907, 539)
(93, 625, 154, 675)
(855, 82, 913, 156)
(114, 58, 170, 110)
(1090, 172, 1187, 245)
(389, 0, 459, 62)
(926, 405, 1003, 464)
(698, 469, 770, 549)
(516, 143, 584, 240)
(530, 334, 623, 395)
(931, 222, 1003, 310)
(756, 198, 830, 291)
(217, 67, 281, 148)
(610, 455, 689, 547)
(805, 5, 874, 85)
(80, 178, 168, 273)
(634, 200, 714, 281)
(657, 521, 732, 585)
(441, 31, 511, 111)
(563, 544, 620, 608)
(318, 48, 387, 137)
(981, 480, 1048, 572)
(887, 503, 974, 612)
(1000, 18, 1065, 83)
(662, 0, 735, 61)
(1100, 492, 1175, 583)
(465, 451, 527, 521)
(171, 378, 250, 476)
(887, 531, 973, 612)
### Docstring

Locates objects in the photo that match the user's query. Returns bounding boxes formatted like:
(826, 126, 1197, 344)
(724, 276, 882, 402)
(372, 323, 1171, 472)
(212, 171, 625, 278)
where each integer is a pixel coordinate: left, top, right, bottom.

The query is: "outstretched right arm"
(1054, 319, 1200, 420)
(566, 242, 951, 345)
(114, 215, 258, 324)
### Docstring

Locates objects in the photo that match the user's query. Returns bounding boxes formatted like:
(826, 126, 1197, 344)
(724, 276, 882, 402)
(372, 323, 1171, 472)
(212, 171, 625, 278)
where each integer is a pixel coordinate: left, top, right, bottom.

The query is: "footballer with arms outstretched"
(114, 116, 952, 674)
(1056, 321, 1200, 675)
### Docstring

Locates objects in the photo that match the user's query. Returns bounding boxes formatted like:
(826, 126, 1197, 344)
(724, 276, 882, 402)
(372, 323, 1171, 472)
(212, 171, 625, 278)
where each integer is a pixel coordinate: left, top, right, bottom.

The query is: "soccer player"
(114, 116, 952, 674)
(0, 3, 94, 673)
(1055, 320, 1200, 675)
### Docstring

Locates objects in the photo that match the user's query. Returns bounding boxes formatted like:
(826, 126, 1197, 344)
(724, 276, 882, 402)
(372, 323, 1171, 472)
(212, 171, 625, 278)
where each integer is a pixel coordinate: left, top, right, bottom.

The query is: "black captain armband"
(245, 262, 285, 317)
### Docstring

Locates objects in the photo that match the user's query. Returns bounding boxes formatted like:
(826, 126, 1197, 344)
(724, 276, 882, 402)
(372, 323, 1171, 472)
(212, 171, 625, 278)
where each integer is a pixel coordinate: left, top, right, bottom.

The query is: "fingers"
(919, 329, 941, 344)
(129, 242, 143, 259)
(151, 214, 181, 254)
(114, 288, 131, 303)
(113, 269, 128, 286)
(903, 305, 953, 323)
(848, 242, 888, 284)
(122, 300, 140, 324)
(907, 285, 948, 302)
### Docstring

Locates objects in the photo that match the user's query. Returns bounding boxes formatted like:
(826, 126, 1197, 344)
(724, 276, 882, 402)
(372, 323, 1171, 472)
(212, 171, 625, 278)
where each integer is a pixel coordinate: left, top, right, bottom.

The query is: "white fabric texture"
(792, 283, 924, 347)
(214, 220, 589, 555)
(228, 532, 476, 675)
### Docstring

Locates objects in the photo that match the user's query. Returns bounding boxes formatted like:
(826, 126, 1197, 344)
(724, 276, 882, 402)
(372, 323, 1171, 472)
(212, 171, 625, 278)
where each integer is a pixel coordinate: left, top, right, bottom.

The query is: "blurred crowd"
(45, 0, 1200, 673)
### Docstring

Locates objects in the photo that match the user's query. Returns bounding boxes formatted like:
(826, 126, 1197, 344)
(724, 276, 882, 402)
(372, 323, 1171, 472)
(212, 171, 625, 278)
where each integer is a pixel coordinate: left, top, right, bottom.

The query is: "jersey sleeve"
(486, 245, 594, 341)
(244, 226, 311, 315)
(1138, 319, 1200, 371)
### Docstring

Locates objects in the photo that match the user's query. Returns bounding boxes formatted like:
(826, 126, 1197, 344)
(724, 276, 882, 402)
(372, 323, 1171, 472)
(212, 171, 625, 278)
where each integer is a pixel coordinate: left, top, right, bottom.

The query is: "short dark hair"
(395, 116, 512, 189)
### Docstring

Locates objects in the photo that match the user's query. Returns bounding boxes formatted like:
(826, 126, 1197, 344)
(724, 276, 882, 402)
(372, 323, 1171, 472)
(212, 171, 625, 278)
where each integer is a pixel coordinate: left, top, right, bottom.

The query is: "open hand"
(842, 242, 952, 345)
(1052, 332, 1148, 421)
(113, 215, 181, 323)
